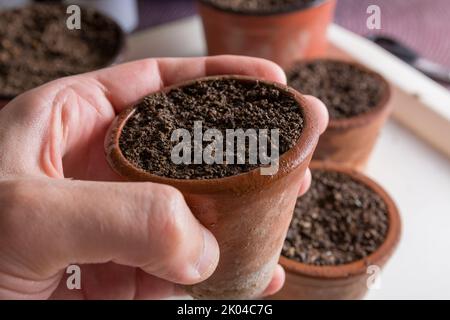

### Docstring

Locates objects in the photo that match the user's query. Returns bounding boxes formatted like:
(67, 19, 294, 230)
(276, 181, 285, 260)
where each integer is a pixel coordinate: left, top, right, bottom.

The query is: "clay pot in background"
(0, 4, 126, 110)
(105, 75, 321, 299)
(291, 59, 392, 170)
(197, 0, 336, 69)
(270, 162, 402, 300)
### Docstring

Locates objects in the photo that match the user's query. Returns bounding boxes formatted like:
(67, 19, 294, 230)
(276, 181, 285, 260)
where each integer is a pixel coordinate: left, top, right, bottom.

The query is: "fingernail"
(195, 229, 219, 279)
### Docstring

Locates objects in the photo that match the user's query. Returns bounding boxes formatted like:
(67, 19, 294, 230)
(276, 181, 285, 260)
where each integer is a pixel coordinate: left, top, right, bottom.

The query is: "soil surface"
(0, 3, 122, 97)
(202, 0, 319, 14)
(282, 169, 389, 266)
(119, 78, 304, 179)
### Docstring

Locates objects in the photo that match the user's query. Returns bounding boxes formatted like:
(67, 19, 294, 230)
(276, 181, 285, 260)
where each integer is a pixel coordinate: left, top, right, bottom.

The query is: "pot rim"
(104, 75, 320, 194)
(0, 3, 127, 101)
(197, 0, 331, 16)
(286, 58, 392, 130)
(280, 161, 402, 279)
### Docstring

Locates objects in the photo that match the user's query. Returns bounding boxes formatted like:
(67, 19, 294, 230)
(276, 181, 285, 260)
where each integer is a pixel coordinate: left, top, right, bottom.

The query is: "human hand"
(0, 55, 328, 299)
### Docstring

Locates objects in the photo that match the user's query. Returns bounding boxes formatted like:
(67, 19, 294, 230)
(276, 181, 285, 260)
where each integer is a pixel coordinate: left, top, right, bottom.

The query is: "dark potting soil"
(119, 79, 304, 179)
(282, 169, 389, 266)
(0, 3, 122, 98)
(202, 0, 318, 14)
(287, 60, 385, 120)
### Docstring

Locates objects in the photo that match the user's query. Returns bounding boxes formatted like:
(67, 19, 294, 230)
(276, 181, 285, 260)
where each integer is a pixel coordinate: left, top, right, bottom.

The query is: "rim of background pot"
(197, 0, 330, 16)
(287, 58, 392, 130)
(105, 75, 320, 194)
(279, 161, 402, 279)
(0, 3, 126, 102)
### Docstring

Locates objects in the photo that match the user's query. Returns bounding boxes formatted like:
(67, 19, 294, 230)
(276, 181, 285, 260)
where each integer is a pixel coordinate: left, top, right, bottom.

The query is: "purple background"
(137, 0, 450, 87)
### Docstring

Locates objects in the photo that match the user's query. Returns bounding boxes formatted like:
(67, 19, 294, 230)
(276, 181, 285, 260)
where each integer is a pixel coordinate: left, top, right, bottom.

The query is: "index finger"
(86, 55, 287, 113)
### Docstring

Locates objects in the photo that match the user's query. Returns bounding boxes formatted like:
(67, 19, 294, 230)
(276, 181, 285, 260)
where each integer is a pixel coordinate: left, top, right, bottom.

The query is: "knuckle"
(145, 184, 188, 255)
(153, 185, 186, 239)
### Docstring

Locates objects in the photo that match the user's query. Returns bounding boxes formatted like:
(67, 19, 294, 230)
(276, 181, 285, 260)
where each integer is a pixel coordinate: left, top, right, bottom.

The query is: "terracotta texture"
(303, 59, 393, 170)
(197, 0, 336, 69)
(270, 162, 402, 300)
(105, 75, 321, 299)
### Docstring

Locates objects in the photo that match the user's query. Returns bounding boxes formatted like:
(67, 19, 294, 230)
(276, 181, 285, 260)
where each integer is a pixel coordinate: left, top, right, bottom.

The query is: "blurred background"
(134, 0, 450, 87)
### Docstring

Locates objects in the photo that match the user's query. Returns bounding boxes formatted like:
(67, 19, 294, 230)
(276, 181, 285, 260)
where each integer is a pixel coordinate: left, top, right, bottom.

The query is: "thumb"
(0, 178, 219, 285)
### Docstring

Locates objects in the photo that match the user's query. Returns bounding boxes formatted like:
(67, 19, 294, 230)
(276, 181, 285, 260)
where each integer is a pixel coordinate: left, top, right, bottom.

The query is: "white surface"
(365, 121, 450, 299)
(127, 17, 450, 299)
(68, 0, 139, 33)
(125, 16, 206, 60)
(0, 0, 29, 9)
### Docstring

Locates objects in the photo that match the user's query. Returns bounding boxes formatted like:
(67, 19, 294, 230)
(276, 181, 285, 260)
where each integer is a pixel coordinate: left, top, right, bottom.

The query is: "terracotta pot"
(289, 59, 392, 170)
(0, 4, 126, 110)
(104, 75, 321, 299)
(269, 162, 402, 300)
(197, 0, 336, 69)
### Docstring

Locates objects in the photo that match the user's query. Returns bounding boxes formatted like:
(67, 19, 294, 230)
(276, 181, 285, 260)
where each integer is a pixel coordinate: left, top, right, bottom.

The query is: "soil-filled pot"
(270, 162, 401, 300)
(287, 59, 392, 170)
(0, 3, 125, 109)
(105, 75, 321, 299)
(197, 0, 336, 69)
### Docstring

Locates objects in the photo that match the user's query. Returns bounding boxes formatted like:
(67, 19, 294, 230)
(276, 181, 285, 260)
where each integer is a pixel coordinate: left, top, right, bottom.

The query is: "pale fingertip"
(259, 59, 287, 85)
(262, 264, 286, 297)
(304, 95, 329, 135)
(298, 168, 312, 197)
(250, 56, 287, 84)
(181, 227, 219, 284)
(195, 228, 220, 281)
